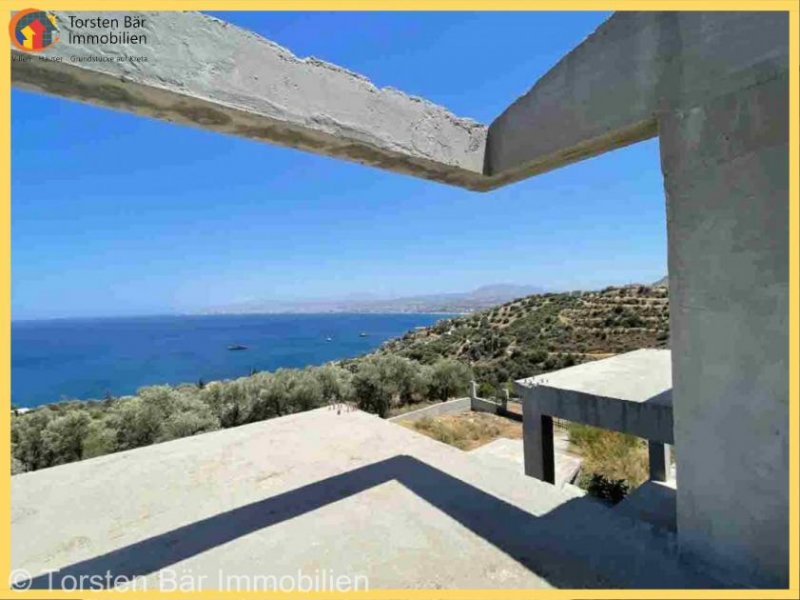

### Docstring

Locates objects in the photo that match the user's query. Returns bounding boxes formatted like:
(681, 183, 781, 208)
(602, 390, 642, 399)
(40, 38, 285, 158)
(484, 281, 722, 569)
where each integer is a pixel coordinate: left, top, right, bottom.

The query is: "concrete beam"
(515, 350, 674, 445)
(12, 12, 789, 193)
(11, 11, 488, 190)
(486, 12, 789, 186)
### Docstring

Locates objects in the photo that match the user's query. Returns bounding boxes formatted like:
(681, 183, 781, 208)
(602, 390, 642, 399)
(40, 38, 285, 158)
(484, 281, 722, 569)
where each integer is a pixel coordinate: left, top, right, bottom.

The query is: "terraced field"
(376, 285, 670, 397)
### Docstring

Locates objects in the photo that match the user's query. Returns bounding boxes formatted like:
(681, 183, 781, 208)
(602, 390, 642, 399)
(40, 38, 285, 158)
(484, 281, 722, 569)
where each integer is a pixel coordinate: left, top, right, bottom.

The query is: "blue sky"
(12, 11, 667, 320)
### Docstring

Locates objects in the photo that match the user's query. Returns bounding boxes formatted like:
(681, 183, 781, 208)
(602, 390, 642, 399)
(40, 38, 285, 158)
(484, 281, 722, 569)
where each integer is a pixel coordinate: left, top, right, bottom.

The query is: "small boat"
(325, 336, 333, 342)
(227, 344, 248, 351)
(359, 332, 368, 337)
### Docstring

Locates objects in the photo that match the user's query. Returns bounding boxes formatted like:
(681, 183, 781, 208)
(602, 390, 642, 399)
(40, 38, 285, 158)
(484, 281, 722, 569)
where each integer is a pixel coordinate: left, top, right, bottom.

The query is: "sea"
(11, 313, 451, 408)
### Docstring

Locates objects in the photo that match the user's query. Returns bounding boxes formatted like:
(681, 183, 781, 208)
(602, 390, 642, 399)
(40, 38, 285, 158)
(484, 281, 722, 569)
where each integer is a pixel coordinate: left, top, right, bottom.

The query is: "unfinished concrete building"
(11, 11, 791, 589)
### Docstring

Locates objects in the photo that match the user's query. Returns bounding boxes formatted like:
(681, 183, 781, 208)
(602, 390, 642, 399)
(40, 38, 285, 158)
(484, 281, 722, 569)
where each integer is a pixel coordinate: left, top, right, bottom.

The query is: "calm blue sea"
(11, 313, 449, 408)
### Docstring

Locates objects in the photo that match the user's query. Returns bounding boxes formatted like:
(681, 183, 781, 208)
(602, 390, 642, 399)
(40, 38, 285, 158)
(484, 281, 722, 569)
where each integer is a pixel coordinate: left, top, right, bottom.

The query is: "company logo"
(9, 9, 59, 52)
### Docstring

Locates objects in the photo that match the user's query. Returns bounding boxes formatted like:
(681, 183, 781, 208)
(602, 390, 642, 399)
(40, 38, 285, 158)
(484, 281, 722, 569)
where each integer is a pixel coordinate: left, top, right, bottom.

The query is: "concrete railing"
(387, 397, 471, 423)
(469, 381, 522, 422)
(387, 381, 525, 424)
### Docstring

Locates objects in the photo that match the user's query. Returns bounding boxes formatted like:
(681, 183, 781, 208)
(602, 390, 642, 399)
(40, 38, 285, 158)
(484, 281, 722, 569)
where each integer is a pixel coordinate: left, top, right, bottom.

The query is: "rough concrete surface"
(387, 397, 470, 423)
(471, 396, 510, 415)
(11, 12, 788, 194)
(614, 480, 677, 533)
(13, 408, 721, 590)
(662, 71, 789, 587)
(469, 436, 582, 489)
(486, 12, 789, 187)
(12, 11, 487, 189)
(515, 349, 673, 444)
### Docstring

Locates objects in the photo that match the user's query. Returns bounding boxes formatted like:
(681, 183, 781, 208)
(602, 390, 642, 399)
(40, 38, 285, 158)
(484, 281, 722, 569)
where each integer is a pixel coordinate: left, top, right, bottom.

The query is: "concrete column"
(660, 73, 789, 587)
(522, 395, 555, 484)
(469, 380, 478, 400)
(648, 441, 670, 482)
(501, 388, 510, 412)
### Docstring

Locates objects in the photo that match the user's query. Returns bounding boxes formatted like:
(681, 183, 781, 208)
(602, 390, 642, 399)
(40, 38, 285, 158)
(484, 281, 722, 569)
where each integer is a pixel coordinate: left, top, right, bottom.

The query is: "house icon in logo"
(10, 9, 59, 51)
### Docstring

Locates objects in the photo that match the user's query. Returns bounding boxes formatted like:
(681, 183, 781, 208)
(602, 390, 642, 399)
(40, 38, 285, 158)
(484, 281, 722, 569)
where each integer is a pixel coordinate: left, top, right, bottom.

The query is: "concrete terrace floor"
(469, 436, 583, 489)
(12, 407, 720, 590)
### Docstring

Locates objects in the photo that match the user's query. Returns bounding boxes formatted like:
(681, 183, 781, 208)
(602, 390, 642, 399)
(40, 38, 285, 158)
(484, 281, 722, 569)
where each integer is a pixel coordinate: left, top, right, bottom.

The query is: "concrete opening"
(555, 418, 675, 486)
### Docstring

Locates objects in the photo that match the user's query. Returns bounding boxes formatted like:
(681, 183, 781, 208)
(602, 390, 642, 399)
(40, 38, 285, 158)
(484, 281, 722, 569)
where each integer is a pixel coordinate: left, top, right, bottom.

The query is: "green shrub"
(12, 409, 54, 471)
(109, 397, 163, 450)
(41, 411, 92, 466)
(160, 409, 219, 441)
(584, 473, 629, 504)
(11, 456, 26, 475)
(478, 381, 497, 398)
(82, 420, 118, 459)
(567, 422, 649, 493)
(314, 364, 354, 407)
(352, 358, 394, 417)
(428, 359, 472, 402)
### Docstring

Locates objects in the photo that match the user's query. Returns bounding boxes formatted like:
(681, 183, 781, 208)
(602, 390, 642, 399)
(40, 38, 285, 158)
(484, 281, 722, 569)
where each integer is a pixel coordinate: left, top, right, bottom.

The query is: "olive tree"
(109, 396, 163, 450)
(41, 410, 91, 465)
(82, 419, 118, 459)
(12, 409, 55, 471)
(428, 359, 472, 402)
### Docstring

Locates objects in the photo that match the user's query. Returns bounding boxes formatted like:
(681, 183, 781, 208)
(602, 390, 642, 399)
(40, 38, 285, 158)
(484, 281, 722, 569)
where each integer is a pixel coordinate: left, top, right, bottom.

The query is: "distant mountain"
(464, 284, 545, 301)
(652, 275, 668, 287)
(207, 284, 545, 315)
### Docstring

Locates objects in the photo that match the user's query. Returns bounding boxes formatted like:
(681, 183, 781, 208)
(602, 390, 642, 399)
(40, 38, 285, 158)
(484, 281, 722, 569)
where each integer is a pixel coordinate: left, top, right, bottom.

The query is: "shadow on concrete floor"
(21, 455, 718, 590)
(614, 480, 677, 532)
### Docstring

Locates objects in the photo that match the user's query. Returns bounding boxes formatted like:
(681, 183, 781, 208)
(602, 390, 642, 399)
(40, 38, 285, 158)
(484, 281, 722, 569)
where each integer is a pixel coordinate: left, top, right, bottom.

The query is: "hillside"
(374, 285, 670, 396)
(12, 285, 669, 474)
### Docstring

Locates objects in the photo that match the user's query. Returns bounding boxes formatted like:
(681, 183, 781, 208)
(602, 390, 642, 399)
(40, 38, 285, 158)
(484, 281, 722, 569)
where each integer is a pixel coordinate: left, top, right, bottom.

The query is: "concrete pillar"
(522, 396, 555, 484)
(660, 73, 789, 587)
(648, 441, 670, 482)
(501, 388, 510, 412)
(469, 380, 478, 400)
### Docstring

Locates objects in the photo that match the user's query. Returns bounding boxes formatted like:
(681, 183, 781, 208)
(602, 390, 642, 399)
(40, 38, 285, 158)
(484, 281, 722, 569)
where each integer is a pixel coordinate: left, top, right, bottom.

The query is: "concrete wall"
(387, 397, 470, 423)
(471, 396, 503, 415)
(387, 397, 522, 423)
(661, 71, 789, 587)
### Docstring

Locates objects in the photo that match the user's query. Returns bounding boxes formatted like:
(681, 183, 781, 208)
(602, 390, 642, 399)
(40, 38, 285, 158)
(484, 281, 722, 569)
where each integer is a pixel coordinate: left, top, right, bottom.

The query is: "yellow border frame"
(2, 2, 798, 598)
